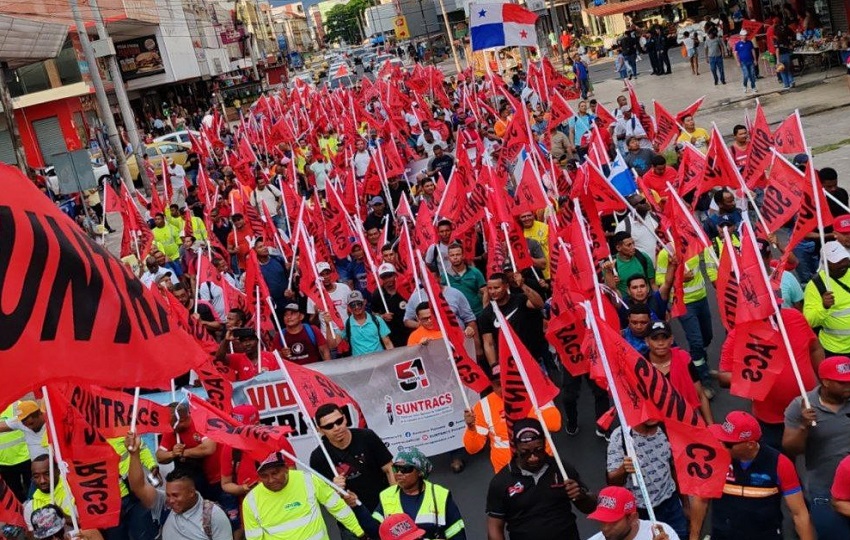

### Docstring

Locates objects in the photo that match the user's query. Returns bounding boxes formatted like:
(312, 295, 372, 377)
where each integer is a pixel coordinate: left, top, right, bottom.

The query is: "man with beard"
(486, 419, 596, 540)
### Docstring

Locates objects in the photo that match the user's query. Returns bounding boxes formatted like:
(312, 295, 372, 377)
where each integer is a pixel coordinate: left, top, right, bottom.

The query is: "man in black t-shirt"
(486, 418, 597, 540)
(478, 272, 546, 368)
(370, 263, 412, 347)
(279, 303, 330, 365)
(309, 403, 394, 539)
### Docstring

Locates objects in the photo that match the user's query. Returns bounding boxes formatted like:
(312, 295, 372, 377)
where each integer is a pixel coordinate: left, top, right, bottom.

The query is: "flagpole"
(402, 222, 422, 294)
(255, 286, 262, 375)
(416, 252, 472, 411)
(42, 386, 81, 534)
(48, 444, 55, 503)
(130, 387, 141, 433)
(274, 445, 358, 503)
(664, 181, 719, 266)
(572, 198, 606, 318)
(267, 296, 288, 349)
(582, 303, 657, 525)
(741, 216, 815, 422)
(500, 222, 519, 274)
(100, 184, 108, 245)
(490, 301, 570, 482)
(271, 350, 338, 473)
(194, 250, 203, 315)
(437, 0, 462, 75)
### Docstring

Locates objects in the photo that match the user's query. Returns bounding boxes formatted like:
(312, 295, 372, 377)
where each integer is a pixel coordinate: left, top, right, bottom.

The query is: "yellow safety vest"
(656, 247, 717, 304)
(242, 470, 363, 540)
(374, 481, 465, 539)
(32, 480, 74, 518)
(107, 437, 157, 498)
(804, 270, 850, 353)
(152, 224, 180, 261)
(0, 405, 29, 466)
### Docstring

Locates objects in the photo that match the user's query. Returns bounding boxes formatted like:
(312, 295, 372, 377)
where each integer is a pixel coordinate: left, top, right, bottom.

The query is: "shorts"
(687, 48, 696, 59)
(219, 492, 242, 531)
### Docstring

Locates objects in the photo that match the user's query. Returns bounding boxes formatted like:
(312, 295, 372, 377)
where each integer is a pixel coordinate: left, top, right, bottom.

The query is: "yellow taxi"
(126, 141, 192, 184)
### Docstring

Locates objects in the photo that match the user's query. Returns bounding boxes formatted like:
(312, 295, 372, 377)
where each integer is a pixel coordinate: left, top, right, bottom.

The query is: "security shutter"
(32, 116, 67, 166)
(830, 0, 848, 33)
(0, 128, 14, 165)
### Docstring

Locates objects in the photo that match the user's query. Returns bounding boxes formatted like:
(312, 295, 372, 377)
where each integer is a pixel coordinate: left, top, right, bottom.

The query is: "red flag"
(702, 125, 741, 193)
(653, 101, 680, 152)
(244, 251, 278, 350)
(548, 91, 575, 132)
(483, 212, 507, 277)
(196, 356, 235, 414)
(546, 303, 589, 376)
(512, 154, 548, 215)
(585, 317, 730, 498)
(0, 475, 25, 528)
(579, 163, 627, 214)
(667, 190, 711, 263)
(772, 112, 806, 155)
(498, 321, 560, 430)
(187, 393, 293, 461)
(500, 114, 530, 164)
(46, 386, 122, 529)
(593, 102, 617, 132)
(676, 143, 708, 200)
(728, 319, 787, 401)
(0, 164, 207, 406)
(412, 201, 437, 253)
(323, 188, 354, 259)
(735, 227, 777, 325)
(787, 163, 833, 251)
(742, 104, 774, 187)
(675, 96, 705, 124)
(625, 83, 655, 142)
(453, 183, 489, 237)
(149, 179, 166, 217)
(420, 266, 491, 394)
(61, 383, 174, 437)
(103, 183, 124, 214)
(741, 19, 764, 36)
(759, 153, 805, 233)
(715, 237, 740, 331)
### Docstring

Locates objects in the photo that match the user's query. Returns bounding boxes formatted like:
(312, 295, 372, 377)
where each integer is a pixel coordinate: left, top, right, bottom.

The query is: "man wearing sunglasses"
(688, 411, 814, 540)
(332, 291, 394, 356)
(486, 418, 596, 540)
(309, 403, 394, 540)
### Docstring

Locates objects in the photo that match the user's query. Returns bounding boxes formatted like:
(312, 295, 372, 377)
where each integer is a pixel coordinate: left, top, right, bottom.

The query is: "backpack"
(303, 324, 318, 347)
(159, 499, 218, 540)
(633, 250, 652, 277)
(344, 313, 386, 351)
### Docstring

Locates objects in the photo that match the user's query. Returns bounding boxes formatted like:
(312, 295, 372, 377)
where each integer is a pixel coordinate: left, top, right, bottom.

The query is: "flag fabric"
(787, 163, 833, 251)
(0, 164, 207, 408)
(734, 226, 777, 325)
(772, 111, 806, 154)
(715, 237, 739, 331)
(187, 393, 293, 461)
(512, 148, 548, 215)
(607, 150, 638, 197)
(60, 383, 174, 438)
(676, 142, 708, 200)
(584, 314, 730, 498)
(653, 100, 679, 152)
(759, 153, 805, 233)
(0, 475, 25, 528)
(497, 318, 559, 431)
(727, 319, 787, 401)
(196, 356, 235, 414)
(46, 386, 122, 529)
(742, 103, 773, 187)
(470, 3, 539, 51)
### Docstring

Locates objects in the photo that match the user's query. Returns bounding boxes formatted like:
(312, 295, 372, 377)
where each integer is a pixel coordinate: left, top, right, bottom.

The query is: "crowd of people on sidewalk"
(5, 20, 850, 540)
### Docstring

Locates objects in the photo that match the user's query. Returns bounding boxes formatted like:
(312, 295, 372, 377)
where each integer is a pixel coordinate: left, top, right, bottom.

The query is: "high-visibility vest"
(242, 470, 361, 540)
(656, 248, 717, 304)
(0, 405, 29, 466)
(152, 224, 180, 261)
(804, 270, 850, 353)
(32, 480, 74, 518)
(374, 481, 464, 539)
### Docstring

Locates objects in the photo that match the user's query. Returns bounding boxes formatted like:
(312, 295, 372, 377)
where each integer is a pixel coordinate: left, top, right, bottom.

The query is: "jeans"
(562, 373, 611, 429)
(740, 61, 757, 88)
(648, 50, 660, 74)
(778, 52, 794, 87)
(793, 240, 819, 286)
(624, 53, 638, 77)
(678, 297, 714, 385)
(639, 494, 688, 540)
(809, 492, 850, 538)
(578, 78, 589, 99)
(103, 493, 158, 540)
(709, 56, 726, 83)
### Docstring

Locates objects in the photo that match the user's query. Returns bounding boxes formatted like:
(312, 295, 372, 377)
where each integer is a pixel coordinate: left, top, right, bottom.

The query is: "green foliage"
(325, 0, 371, 45)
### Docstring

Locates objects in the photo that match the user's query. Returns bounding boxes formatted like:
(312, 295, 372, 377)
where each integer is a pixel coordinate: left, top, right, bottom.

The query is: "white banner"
(146, 341, 478, 460)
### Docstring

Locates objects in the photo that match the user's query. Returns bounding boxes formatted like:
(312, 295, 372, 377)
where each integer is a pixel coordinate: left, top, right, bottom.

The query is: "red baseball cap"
(835, 216, 850, 234)
(379, 514, 425, 540)
(232, 404, 260, 424)
(818, 356, 850, 382)
(708, 411, 762, 443)
(588, 486, 637, 523)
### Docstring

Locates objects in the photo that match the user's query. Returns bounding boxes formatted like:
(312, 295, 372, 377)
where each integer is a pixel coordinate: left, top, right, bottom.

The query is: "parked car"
(153, 130, 200, 145)
(126, 141, 192, 186)
(42, 158, 112, 195)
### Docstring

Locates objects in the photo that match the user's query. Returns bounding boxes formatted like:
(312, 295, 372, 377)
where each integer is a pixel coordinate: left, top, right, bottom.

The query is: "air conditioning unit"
(213, 58, 224, 74)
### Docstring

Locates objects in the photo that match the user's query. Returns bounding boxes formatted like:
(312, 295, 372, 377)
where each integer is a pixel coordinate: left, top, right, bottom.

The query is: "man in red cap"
(833, 214, 850, 250)
(783, 356, 850, 537)
(586, 486, 676, 539)
(379, 514, 425, 540)
(689, 411, 814, 540)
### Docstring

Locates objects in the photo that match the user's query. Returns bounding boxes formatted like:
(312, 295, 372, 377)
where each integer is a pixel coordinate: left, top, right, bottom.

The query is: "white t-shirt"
(306, 282, 352, 331)
(615, 213, 659, 259)
(587, 520, 680, 540)
(309, 161, 333, 190)
(353, 151, 372, 177)
(141, 267, 179, 288)
(416, 132, 447, 158)
(5, 417, 47, 459)
(169, 165, 186, 189)
(613, 117, 652, 149)
(250, 185, 282, 215)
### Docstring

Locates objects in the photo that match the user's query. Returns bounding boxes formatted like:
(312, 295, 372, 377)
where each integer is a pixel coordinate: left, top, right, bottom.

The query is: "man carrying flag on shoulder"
(586, 486, 678, 540)
(803, 241, 850, 357)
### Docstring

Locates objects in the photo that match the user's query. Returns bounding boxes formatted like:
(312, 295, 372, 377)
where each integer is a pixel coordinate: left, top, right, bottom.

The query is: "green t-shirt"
(448, 266, 487, 316)
(616, 251, 655, 297)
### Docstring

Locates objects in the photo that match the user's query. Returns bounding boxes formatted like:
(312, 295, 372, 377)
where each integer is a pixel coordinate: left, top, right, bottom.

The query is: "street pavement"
(98, 52, 850, 540)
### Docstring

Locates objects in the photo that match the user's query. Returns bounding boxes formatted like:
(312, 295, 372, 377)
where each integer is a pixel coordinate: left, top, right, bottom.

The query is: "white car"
(154, 130, 200, 145)
(43, 159, 111, 195)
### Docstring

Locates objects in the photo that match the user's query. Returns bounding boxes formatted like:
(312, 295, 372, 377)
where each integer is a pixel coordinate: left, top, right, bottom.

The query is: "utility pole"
(87, 0, 150, 193)
(0, 62, 29, 173)
(68, 0, 136, 192)
(436, 0, 462, 74)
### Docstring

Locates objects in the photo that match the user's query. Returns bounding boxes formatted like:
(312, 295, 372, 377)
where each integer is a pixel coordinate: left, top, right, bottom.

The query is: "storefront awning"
(585, 0, 696, 17)
(0, 15, 68, 69)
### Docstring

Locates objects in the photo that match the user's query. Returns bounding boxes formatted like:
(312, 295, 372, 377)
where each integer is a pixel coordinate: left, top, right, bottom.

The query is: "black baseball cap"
(647, 321, 672, 338)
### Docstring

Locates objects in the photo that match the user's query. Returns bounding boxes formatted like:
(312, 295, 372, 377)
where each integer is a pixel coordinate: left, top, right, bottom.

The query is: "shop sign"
(115, 36, 165, 80)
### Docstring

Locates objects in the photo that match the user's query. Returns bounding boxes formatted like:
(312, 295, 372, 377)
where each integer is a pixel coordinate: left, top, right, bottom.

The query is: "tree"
(324, 0, 371, 45)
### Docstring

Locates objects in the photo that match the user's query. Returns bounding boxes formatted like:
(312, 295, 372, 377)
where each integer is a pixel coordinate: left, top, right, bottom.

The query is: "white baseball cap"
(316, 262, 332, 274)
(823, 241, 850, 264)
(378, 263, 397, 277)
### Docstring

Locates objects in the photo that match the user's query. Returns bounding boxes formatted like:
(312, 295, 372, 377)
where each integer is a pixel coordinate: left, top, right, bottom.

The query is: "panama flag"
(608, 150, 638, 197)
(470, 2, 539, 51)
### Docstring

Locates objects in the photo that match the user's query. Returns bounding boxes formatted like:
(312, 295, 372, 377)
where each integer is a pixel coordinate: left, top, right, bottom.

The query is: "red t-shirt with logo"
(284, 325, 326, 365)
(160, 423, 222, 483)
(227, 351, 280, 381)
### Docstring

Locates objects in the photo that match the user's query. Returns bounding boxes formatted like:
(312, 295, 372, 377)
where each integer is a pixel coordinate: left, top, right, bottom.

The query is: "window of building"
(55, 39, 83, 86)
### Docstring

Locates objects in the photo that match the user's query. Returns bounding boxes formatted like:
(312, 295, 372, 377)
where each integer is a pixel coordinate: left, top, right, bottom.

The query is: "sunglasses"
(349, 301, 364, 308)
(392, 464, 417, 474)
(517, 446, 547, 459)
(319, 417, 346, 430)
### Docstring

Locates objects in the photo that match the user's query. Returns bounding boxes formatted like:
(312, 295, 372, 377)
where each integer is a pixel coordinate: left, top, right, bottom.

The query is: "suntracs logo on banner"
(395, 357, 430, 392)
